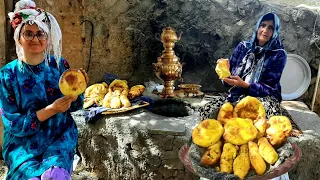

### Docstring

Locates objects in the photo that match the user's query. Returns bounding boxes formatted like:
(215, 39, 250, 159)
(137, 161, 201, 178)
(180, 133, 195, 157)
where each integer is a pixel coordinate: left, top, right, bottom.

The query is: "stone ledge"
(288, 131, 320, 179)
(147, 120, 186, 135)
(281, 101, 311, 112)
(72, 108, 200, 179)
(72, 100, 320, 180)
(281, 101, 320, 179)
(281, 101, 320, 135)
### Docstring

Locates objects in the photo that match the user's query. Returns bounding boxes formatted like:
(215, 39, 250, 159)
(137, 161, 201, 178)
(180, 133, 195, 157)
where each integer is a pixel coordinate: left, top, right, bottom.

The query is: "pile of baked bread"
(83, 80, 145, 109)
(57, 69, 145, 109)
(192, 96, 292, 179)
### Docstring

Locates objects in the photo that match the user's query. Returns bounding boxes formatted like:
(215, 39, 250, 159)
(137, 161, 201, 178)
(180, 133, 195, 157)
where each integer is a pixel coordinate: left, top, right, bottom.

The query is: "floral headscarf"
(8, 0, 62, 68)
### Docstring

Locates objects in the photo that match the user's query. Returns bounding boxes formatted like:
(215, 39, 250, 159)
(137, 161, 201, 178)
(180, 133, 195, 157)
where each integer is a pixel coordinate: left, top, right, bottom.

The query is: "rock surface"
(288, 132, 320, 179)
(282, 101, 320, 179)
(68, 99, 320, 180)
(71, 107, 201, 180)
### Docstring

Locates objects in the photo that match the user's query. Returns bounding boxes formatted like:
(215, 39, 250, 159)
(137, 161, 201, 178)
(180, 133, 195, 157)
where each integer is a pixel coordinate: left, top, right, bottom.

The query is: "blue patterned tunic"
(0, 56, 84, 179)
(227, 41, 286, 102)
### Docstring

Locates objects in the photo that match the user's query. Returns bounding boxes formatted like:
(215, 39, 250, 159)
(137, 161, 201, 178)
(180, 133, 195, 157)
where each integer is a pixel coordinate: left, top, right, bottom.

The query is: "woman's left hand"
(79, 68, 89, 84)
(67, 96, 78, 102)
(223, 76, 250, 88)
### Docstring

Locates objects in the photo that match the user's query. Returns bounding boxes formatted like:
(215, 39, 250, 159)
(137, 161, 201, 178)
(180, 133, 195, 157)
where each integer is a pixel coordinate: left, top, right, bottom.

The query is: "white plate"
(280, 54, 311, 100)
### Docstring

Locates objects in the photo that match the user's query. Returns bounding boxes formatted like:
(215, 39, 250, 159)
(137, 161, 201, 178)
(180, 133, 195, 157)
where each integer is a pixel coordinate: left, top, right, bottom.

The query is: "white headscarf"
(8, 0, 62, 68)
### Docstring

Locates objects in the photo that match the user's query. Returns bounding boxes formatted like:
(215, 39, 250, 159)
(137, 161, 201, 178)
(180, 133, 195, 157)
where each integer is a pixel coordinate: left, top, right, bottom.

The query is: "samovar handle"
(178, 32, 183, 41)
(178, 77, 184, 83)
(175, 64, 183, 82)
(155, 33, 161, 41)
(152, 63, 162, 80)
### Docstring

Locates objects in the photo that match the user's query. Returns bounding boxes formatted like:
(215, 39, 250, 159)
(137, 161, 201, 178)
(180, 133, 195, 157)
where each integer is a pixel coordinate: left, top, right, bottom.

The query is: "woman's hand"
(51, 96, 74, 113)
(223, 76, 250, 88)
(36, 96, 75, 122)
(67, 96, 78, 102)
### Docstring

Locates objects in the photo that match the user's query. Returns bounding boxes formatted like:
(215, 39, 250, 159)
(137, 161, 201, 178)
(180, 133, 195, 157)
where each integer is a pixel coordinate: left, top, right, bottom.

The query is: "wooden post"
(0, 0, 6, 67)
(5, 0, 15, 64)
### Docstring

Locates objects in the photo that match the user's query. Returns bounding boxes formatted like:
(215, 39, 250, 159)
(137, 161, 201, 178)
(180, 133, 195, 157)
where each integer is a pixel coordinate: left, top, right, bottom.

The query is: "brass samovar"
(153, 27, 183, 98)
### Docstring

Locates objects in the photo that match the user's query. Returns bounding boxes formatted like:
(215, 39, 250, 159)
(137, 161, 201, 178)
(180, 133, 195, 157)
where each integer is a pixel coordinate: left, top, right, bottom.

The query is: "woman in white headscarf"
(0, 0, 84, 179)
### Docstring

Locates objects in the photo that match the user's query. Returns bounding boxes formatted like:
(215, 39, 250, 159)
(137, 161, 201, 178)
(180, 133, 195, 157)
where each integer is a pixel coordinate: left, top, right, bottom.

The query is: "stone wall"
(72, 108, 201, 180)
(78, 0, 319, 94)
(33, 0, 85, 69)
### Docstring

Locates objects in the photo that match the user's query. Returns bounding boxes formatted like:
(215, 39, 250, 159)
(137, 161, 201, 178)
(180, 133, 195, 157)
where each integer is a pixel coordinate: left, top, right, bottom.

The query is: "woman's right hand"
(37, 96, 74, 122)
(51, 96, 74, 113)
(223, 76, 250, 88)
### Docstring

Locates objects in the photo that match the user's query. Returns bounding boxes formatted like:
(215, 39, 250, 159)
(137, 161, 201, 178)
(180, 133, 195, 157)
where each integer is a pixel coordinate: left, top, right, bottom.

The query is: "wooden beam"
(5, 0, 15, 63)
(0, 0, 7, 67)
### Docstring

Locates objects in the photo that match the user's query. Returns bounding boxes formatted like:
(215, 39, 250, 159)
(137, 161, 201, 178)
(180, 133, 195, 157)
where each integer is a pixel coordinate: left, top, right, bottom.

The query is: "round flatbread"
(192, 119, 224, 147)
(59, 69, 87, 96)
(266, 116, 292, 146)
(233, 96, 266, 120)
(223, 117, 258, 145)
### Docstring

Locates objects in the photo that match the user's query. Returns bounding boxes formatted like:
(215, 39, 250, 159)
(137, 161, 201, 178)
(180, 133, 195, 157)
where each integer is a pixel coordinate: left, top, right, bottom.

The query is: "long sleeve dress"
(226, 40, 286, 103)
(0, 56, 84, 180)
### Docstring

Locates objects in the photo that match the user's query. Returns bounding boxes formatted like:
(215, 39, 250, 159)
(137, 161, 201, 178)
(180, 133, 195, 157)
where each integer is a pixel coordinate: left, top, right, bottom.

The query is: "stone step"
(281, 101, 320, 135)
(0, 160, 7, 180)
(72, 170, 99, 180)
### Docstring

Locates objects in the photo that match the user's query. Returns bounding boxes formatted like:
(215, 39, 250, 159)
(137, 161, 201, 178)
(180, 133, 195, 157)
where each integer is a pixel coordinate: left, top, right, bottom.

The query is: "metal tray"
(280, 54, 311, 100)
(101, 101, 149, 115)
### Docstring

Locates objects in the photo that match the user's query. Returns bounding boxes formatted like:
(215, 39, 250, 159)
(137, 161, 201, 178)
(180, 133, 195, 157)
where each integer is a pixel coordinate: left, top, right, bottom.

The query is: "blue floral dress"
(0, 56, 84, 180)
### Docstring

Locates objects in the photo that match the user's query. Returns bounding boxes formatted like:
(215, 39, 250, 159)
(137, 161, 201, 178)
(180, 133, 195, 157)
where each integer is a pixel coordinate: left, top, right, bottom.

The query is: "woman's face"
(19, 24, 48, 55)
(257, 20, 274, 46)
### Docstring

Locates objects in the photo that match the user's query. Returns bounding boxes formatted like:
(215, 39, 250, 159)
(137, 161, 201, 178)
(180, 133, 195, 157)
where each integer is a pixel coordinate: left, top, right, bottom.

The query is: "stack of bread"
(83, 79, 145, 109)
(192, 96, 292, 179)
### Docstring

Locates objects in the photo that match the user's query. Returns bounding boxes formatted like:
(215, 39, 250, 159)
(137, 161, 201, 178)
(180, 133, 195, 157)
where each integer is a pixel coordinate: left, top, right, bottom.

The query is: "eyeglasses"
(22, 30, 48, 41)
